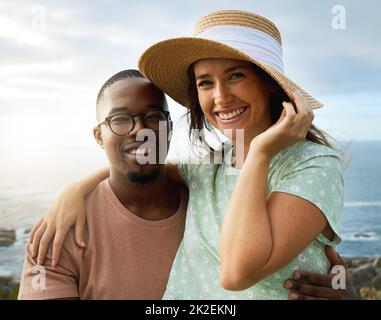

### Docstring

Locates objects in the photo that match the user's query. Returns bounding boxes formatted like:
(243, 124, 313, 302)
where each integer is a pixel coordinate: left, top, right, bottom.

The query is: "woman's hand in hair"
(249, 91, 314, 161)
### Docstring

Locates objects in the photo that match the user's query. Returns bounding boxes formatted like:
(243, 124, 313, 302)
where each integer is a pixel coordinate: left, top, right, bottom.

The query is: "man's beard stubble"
(127, 169, 160, 184)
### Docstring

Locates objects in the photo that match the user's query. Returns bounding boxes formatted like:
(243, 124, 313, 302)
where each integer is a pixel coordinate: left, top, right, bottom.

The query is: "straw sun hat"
(139, 10, 323, 109)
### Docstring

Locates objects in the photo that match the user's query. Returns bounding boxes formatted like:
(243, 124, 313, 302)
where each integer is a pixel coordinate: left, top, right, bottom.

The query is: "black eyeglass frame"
(98, 111, 171, 136)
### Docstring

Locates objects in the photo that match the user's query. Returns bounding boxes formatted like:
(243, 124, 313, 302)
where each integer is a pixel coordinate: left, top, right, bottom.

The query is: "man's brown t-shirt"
(18, 179, 187, 299)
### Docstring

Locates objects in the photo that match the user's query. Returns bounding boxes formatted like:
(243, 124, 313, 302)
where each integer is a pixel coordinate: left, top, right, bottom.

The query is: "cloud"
(1, 60, 75, 76)
(0, 0, 380, 149)
(314, 92, 381, 141)
(0, 14, 47, 46)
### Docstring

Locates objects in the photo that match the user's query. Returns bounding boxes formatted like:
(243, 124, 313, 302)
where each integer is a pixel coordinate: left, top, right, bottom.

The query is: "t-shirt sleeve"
(18, 231, 80, 300)
(177, 159, 190, 186)
(271, 146, 344, 245)
(177, 154, 206, 186)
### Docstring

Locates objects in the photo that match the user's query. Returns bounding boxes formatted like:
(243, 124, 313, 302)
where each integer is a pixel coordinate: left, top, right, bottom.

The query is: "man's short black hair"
(96, 69, 167, 122)
(96, 69, 144, 107)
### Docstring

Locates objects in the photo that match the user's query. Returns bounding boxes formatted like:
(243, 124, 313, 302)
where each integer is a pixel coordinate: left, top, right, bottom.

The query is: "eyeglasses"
(98, 111, 171, 136)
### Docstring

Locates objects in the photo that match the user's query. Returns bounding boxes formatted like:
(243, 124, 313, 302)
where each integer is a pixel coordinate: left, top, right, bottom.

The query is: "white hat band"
(196, 25, 284, 74)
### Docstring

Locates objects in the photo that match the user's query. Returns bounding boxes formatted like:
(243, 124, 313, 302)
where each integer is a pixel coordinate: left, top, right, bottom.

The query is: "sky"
(0, 0, 380, 156)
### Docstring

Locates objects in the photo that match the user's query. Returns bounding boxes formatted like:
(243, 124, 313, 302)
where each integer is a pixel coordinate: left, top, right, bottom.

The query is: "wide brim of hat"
(139, 37, 323, 109)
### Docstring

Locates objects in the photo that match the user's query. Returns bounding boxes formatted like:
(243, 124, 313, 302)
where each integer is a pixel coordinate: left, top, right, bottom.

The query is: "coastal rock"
(359, 287, 381, 300)
(367, 274, 381, 290)
(351, 259, 370, 269)
(348, 260, 361, 268)
(353, 232, 372, 239)
(0, 276, 20, 300)
(372, 257, 381, 268)
(0, 228, 16, 246)
(0, 285, 13, 298)
(344, 257, 371, 269)
(350, 264, 378, 288)
(8, 278, 20, 290)
(0, 276, 14, 287)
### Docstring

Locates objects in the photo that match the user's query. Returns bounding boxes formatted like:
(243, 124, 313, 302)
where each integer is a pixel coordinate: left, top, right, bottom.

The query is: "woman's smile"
(215, 106, 249, 123)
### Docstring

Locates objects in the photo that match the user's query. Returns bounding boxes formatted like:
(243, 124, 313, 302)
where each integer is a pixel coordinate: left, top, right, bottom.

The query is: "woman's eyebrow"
(224, 65, 250, 73)
(195, 65, 249, 80)
(195, 73, 210, 81)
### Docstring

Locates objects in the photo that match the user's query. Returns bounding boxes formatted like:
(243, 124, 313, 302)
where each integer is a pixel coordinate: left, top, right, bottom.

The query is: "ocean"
(0, 141, 380, 278)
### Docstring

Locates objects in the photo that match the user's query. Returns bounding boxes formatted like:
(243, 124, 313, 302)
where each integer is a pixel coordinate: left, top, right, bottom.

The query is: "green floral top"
(163, 140, 344, 300)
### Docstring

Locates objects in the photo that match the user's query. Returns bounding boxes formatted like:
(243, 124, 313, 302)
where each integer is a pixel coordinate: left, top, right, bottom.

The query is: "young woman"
(29, 10, 350, 299)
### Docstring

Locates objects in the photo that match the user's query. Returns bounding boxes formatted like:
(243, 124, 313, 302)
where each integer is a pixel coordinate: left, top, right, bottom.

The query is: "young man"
(19, 70, 358, 300)
(18, 70, 187, 299)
